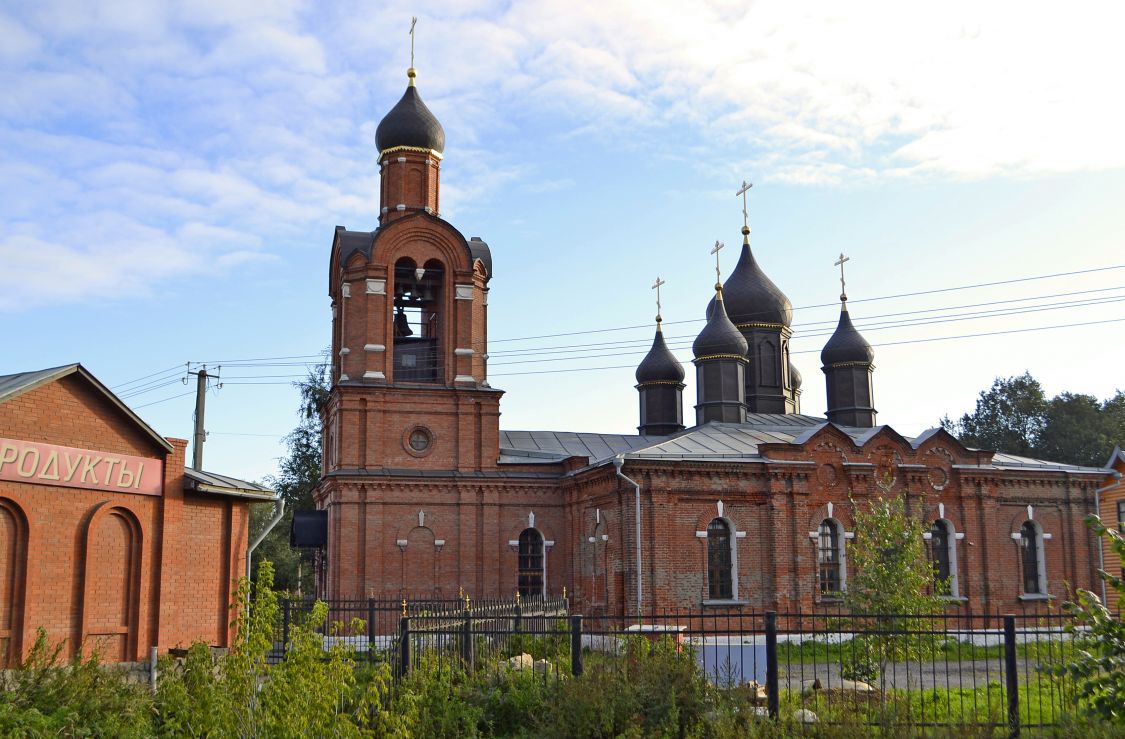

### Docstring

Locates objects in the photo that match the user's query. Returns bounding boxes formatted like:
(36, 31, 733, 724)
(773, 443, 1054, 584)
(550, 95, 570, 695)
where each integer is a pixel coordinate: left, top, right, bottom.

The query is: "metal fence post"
(399, 616, 411, 677)
(765, 610, 779, 720)
(514, 602, 522, 635)
(462, 607, 474, 669)
(570, 615, 584, 676)
(366, 599, 376, 663)
(1004, 614, 1020, 738)
(281, 599, 291, 656)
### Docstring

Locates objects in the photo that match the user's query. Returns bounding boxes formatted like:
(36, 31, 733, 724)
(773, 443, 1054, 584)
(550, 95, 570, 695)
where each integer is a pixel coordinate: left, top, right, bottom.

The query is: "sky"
(3, 0, 1125, 484)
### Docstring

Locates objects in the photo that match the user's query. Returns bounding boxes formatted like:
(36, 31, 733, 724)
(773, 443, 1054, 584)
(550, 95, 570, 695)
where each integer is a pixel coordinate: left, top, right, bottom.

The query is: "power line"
(488, 298, 1125, 367)
(486, 284, 1125, 356)
(132, 390, 195, 409)
(108, 263, 1125, 392)
(488, 263, 1125, 344)
(110, 363, 188, 390)
(488, 316, 1125, 376)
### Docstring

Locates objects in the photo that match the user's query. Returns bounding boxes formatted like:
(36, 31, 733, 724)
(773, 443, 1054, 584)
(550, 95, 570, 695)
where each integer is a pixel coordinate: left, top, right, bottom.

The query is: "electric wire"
(486, 284, 1125, 356)
(110, 264, 1125, 397)
(132, 390, 196, 409)
(487, 263, 1125, 344)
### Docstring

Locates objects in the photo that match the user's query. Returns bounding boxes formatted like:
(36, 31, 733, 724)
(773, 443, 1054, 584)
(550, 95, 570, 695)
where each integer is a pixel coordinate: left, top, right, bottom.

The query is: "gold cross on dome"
(651, 277, 665, 321)
(711, 240, 725, 289)
(409, 17, 417, 68)
(834, 252, 850, 300)
(736, 180, 753, 231)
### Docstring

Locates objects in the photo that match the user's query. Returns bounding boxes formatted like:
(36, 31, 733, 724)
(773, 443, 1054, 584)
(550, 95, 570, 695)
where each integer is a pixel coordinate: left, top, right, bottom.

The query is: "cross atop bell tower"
(375, 18, 445, 224)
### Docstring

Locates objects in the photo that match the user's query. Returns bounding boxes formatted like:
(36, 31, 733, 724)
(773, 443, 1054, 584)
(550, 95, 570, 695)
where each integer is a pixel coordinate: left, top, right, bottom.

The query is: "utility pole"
(188, 365, 220, 471)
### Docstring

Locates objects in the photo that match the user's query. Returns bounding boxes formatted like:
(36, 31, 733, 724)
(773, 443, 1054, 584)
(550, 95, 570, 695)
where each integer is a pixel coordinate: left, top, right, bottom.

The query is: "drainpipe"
(1094, 471, 1122, 605)
(613, 456, 642, 618)
(248, 498, 286, 583)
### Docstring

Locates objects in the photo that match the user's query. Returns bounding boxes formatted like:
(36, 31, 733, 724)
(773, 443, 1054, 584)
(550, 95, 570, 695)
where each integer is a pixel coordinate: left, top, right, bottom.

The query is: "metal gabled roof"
(498, 413, 1109, 476)
(183, 467, 276, 500)
(961, 452, 1105, 475)
(0, 363, 173, 453)
(498, 430, 656, 466)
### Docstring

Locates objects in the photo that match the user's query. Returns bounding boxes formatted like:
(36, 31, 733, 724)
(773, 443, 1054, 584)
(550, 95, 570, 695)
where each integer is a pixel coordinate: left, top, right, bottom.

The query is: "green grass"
(777, 634, 1077, 666)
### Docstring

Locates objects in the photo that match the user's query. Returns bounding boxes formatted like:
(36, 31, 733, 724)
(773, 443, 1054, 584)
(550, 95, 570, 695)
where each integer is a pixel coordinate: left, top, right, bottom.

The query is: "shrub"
(0, 628, 154, 737)
(1047, 515, 1125, 725)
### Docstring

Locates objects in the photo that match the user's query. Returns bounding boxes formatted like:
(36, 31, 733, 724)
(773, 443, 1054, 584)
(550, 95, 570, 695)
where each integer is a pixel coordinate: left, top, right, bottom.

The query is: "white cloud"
(2, 0, 1122, 312)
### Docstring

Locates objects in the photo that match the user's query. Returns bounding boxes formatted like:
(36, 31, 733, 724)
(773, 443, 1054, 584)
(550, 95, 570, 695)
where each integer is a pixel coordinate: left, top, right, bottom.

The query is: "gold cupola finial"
(651, 276, 666, 330)
(736, 180, 753, 245)
(408, 16, 418, 86)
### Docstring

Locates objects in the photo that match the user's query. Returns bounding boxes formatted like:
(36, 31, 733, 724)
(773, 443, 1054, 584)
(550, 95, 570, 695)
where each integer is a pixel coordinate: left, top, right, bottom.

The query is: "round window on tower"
(403, 426, 435, 457)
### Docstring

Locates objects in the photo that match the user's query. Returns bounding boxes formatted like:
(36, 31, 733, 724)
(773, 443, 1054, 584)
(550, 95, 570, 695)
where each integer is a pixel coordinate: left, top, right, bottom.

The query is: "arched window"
(1020, 520, 1044, 595)
(517, 528, 544, 598)
(392, 257, 444, 382)
(930, 520, 957, 596)
(818, 519, 843, 595)
(707, 518, 733, 600)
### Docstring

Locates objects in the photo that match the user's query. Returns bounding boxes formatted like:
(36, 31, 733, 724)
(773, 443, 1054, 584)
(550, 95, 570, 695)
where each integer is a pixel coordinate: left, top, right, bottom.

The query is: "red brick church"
(314, 66, 1104, 615)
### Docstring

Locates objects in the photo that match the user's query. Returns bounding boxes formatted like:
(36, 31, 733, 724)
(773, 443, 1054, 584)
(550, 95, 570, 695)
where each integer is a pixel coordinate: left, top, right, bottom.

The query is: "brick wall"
(0, 373, 251, 663)
(320, 422, 1101, 617)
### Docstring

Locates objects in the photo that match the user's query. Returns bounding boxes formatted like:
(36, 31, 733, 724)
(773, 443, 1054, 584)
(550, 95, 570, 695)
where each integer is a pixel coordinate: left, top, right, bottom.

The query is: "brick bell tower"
(317, 66, 502, 598)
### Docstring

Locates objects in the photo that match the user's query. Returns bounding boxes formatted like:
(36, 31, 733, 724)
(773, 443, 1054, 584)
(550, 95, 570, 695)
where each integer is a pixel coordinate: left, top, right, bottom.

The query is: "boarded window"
(518, 529, 544, 598)
(707, 518, 733, 600)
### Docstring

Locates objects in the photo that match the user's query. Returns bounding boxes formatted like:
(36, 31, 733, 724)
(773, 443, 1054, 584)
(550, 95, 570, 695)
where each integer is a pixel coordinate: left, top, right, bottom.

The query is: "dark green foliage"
(0, 629, 153, 737)
(944, 373, 1125, 466)
(404, 659, 484, 738)
(841, 493, 944, 689)
(943, 372, 1047, 457)
(1047, 516, 1125, 725)
(253, 356, 330, 592)
(542, 635, 710, 739)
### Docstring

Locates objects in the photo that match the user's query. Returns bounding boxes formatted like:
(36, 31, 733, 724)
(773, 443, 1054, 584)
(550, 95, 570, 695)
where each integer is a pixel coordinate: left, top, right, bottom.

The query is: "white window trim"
(1012, 520, 1049, 596)
(701, 516, 742, 601)
(925, 518, 962, 598)
(810, 517, 849, 596)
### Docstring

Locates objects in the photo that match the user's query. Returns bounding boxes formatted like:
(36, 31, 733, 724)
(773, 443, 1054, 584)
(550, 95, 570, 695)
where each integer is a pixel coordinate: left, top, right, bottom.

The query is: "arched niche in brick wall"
(80, 503, 142, 662)
(0, 497, 28, 667)
(400, 525, 437, 597)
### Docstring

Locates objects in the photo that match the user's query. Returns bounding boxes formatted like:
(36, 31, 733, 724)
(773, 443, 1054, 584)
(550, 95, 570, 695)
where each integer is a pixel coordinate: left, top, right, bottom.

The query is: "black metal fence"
(271, 594, 568, 663)
(273, 603, 1089, 733)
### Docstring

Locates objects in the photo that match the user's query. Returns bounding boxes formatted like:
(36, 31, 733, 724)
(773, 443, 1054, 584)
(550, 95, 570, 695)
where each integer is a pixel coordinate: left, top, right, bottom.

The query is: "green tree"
(945, 374, 1125, 467)
(252, 356, 330, 592)
(841, 491, 944, 688)
(1049, 515, 1125, 725)
(943, 372, 1047, 457)
(1039, 392, 1116, 468)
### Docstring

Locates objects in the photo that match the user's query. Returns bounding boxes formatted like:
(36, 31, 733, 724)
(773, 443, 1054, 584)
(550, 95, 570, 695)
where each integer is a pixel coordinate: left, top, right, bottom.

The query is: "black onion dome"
(636, 328, 685, 384)
(789, 362, 803, 390)
(708, 241, 793, 327)
(375, 83, 445, 154)
(693, 293, 749, 359)
(821, 305, 875, 366)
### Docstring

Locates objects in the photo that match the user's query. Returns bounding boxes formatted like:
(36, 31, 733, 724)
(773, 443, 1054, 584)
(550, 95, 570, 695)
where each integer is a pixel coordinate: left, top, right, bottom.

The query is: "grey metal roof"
(498, 430, 657, 465)
(963, 452, 1105, 475)
(0, 363, 174, 453)
(184, 468, 276, 500)
(499, 415, 1106, 476)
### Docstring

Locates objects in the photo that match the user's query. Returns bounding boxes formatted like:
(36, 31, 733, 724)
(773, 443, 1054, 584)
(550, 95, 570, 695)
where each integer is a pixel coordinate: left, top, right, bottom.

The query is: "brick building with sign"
(314, 67, 1106, 616)
(0, 363, 273, 664)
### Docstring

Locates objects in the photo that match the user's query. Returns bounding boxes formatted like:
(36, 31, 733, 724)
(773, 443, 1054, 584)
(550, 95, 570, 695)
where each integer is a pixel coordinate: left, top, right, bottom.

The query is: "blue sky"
(3, 1, 1124, 483)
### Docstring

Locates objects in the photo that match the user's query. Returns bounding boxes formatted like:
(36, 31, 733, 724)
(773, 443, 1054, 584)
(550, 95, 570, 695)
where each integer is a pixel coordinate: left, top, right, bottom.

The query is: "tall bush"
(842, 492, 944, 687)
(1049, 515, 1125, 725)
